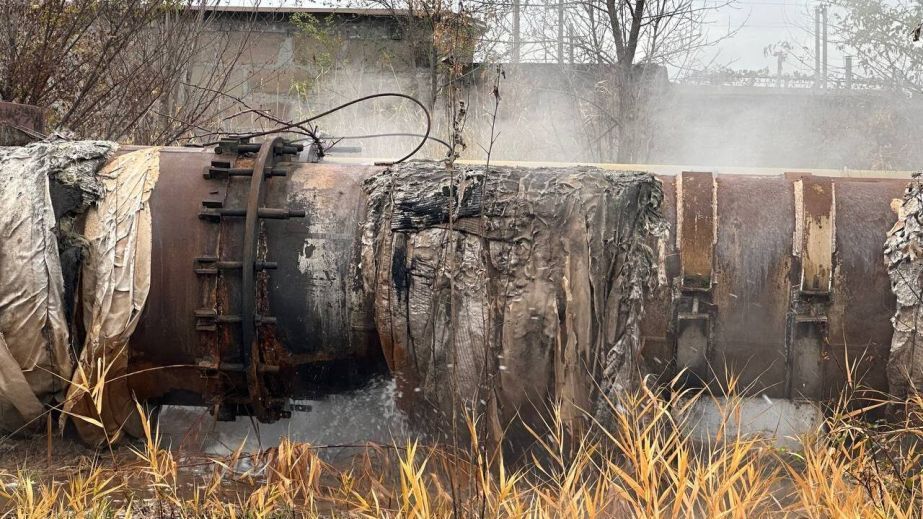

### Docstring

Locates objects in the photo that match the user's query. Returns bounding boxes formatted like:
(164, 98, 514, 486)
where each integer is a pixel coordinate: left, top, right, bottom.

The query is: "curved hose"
(243, 93, 432, 165)
(310, 132, 452, 154)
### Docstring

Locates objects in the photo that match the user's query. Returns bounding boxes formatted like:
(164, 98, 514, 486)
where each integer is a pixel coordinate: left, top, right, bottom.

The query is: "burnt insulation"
(885, 171, 923, 399)
(359, 161, 665, 440)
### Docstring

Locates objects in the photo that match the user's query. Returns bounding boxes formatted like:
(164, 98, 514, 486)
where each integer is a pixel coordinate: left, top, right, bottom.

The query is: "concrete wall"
(191, 11, 435, 141)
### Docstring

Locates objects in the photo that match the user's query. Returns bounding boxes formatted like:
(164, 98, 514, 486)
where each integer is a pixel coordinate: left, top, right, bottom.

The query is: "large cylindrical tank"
(127, 144, 908, 420)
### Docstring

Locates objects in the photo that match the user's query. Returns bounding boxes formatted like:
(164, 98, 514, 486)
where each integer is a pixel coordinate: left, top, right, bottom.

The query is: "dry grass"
(1, 375, 922, 518)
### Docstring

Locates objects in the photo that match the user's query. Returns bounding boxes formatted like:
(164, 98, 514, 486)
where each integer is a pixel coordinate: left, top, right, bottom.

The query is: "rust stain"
(678, 171, 716, 291)
(798, 177, 835, 294)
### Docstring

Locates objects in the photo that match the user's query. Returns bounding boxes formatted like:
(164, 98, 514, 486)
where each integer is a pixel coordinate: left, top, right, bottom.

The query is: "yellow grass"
(1, 375, 922, 518)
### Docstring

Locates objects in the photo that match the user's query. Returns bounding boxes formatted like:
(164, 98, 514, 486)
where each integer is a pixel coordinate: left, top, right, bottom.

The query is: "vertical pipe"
(822, 4, 828, 89)
(814, 7, 821, 88)
(512, 0, 521, 63)
(568, 22, 574, 64)
(557, 0, 565, 64)
(776, 52, 783, 88)
(845, 55, 853, 89)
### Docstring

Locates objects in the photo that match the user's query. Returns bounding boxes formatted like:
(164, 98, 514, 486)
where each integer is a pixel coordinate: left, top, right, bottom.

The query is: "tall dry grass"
(1, 373, 922, 518)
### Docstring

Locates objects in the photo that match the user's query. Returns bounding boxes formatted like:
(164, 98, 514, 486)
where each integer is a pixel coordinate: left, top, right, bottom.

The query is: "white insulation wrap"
(0, 141, 157, 439)
(63, 148, 159, 443)
(0, 141, 115, 431)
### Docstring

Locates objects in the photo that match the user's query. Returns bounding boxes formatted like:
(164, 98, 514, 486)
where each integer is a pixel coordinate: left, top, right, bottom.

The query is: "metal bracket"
(196, 137, 305, 421)
(788, 174, 835, 399)
(676, 306, 712, 386)
(673, 171, 718, 385)
(677, 171, 716, 291)
(795, 175, 835, 295)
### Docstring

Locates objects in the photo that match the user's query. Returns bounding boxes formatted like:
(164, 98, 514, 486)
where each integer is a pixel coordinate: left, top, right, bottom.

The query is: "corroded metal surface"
(677, 171, 716, 291)
(264, 161, 383, 369)
(644, 172, 906, 399)
(827, 179, 903, 396)
(130, 147, 214, 403)
(128, 148, 909, 419)
(129, 148, 385, 413)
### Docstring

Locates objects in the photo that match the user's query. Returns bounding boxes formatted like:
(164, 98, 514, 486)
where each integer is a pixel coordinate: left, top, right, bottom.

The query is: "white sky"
(706, 0, 839, 73)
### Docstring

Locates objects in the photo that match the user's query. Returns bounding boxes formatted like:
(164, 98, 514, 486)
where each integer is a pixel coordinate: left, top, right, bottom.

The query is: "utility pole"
(568, 22, 574, 64)
(845, 55, 853, 89)
(557, 0, 565, 64)
(774, 51, 784, 88)
(822, 3, 828, 89)
(814, 6, 821, 88)
(512, 0, 521, 63)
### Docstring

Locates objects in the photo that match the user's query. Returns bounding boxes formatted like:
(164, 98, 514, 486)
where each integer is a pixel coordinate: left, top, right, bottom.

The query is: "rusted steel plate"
(675, 312, 712, 385)
(129, 147, 216, 402)
(673, 172, 718, 386)
(677, 171, 716, 291)
(825, 179, 906, 397)
(647, 173, 908, 399)
(264, 162, 384, 373)
(711, 175, 793, 396)
(795, 176, 835, 294)
(787, 174, 835, 399)
(790, 316, 827, 398)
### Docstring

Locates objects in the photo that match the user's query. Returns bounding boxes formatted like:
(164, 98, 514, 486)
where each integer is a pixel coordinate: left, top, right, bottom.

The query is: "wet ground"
(157, 376, 409, 459)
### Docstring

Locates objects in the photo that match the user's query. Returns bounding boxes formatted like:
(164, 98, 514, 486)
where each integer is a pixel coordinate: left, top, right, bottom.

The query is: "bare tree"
(0, 0, 256, 144)
(831, 0, 923, 93)
(507, 0, 733, 162)
(361, 1, 503, 112)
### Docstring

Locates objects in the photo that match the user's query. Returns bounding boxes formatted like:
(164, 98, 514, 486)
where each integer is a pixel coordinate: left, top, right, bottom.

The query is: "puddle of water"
(157, 376, 408, 459)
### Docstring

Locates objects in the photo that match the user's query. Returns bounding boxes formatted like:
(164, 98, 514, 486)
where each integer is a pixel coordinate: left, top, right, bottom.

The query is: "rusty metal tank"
(127, 141, 908, 421)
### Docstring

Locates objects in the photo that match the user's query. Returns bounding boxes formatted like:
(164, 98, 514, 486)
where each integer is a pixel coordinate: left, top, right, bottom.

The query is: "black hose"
(242, 93, 432, 165)
(307, 132, 452, 153)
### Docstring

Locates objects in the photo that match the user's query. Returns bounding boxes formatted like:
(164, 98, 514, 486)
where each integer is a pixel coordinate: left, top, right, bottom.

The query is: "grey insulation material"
(884, 172, 923, 399)
(360, 162, 665, 437)
(0, 140, 114, 431)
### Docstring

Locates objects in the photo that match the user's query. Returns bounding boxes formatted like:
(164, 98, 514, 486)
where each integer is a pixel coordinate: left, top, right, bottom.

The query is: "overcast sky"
(707, 0, 834, 72)
(222, 0, 833, 73)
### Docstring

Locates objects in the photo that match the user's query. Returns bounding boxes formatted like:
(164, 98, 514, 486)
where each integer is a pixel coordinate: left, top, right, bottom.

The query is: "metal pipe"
(128, 147, 907, 419)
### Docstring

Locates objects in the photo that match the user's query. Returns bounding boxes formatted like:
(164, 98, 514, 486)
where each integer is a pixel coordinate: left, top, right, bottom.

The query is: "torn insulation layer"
(0, 140, 114, 431)
(360, 162, 665, 439)
(885, 171, 923, 399)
